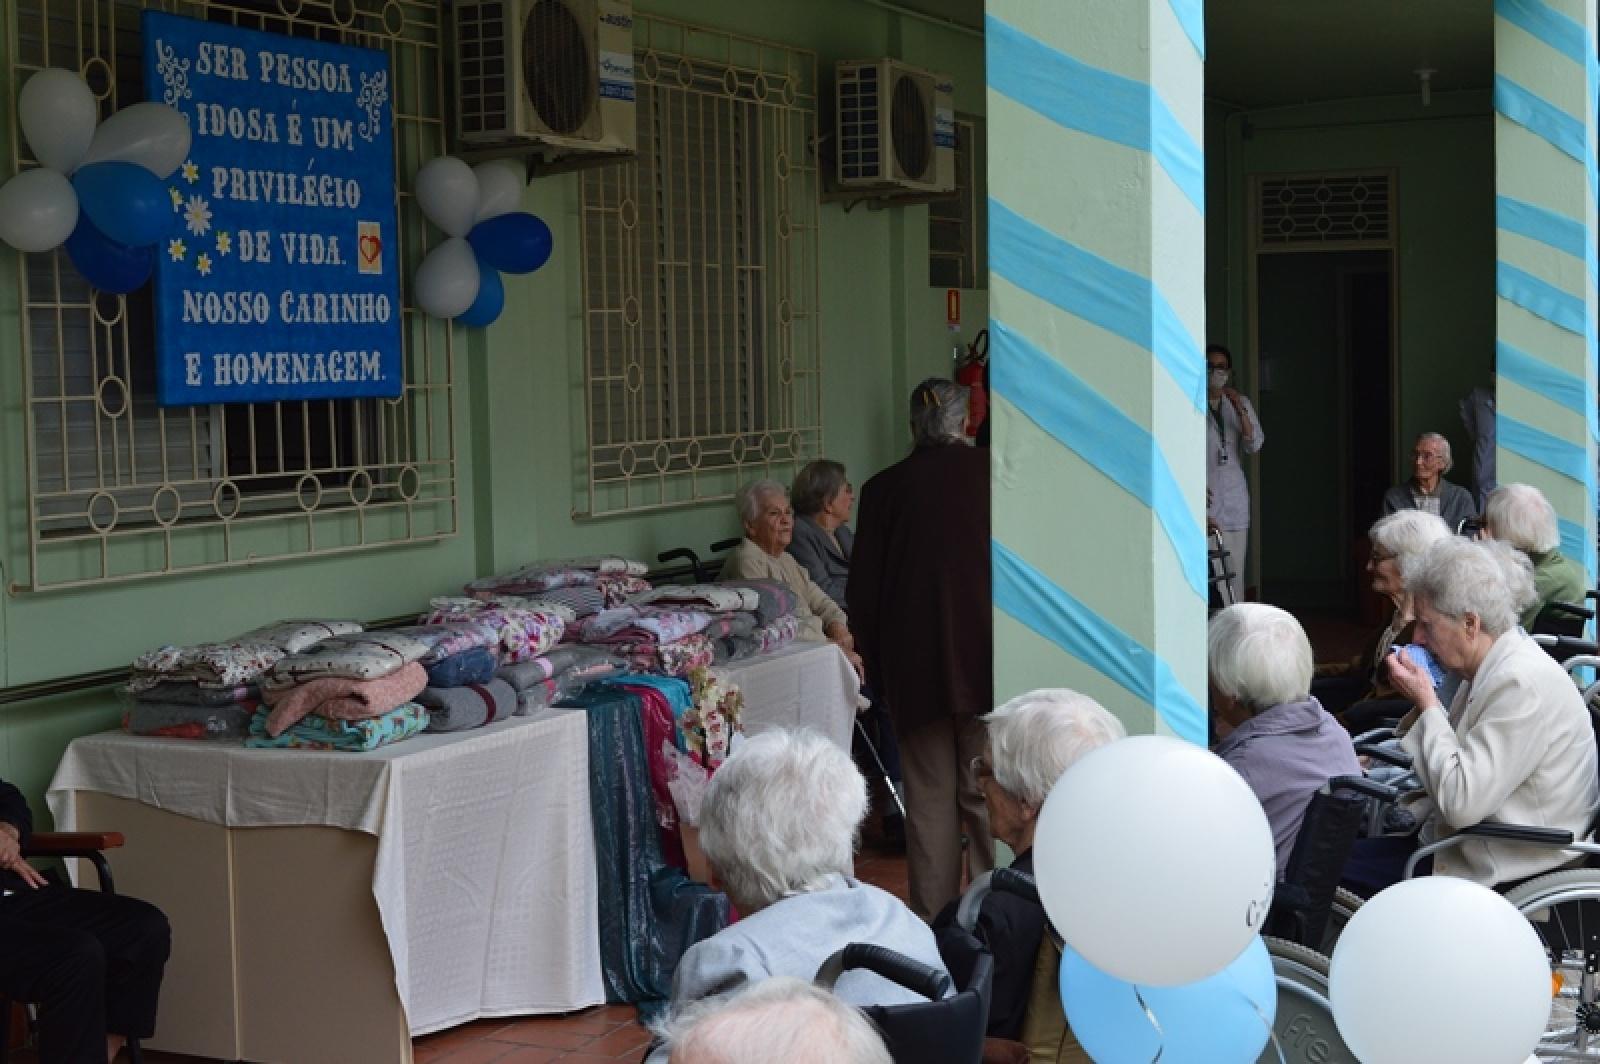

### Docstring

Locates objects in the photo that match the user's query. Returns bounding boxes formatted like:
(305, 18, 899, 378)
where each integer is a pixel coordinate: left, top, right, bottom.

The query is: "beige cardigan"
(719, 538, 847, 642)
(1398, 629, 1600, 885)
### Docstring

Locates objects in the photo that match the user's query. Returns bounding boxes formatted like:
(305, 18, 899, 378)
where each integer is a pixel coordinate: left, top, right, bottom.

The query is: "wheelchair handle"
(1547, 600, 1595, 621)
(1459, 823, 1575, 846)
(1354, 744, 1414, 771)
(815, 944, 952, 1002)
(656, 547, 700, 566)
(989, 867, 1039, 904)
(1327, 775, 1400, 803)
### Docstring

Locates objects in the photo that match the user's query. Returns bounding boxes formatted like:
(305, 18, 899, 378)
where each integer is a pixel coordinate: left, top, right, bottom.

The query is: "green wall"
(0, 0, 986, 819)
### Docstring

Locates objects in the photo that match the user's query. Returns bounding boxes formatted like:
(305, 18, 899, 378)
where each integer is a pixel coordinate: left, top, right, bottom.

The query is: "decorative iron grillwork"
(1257, 173, 1393, 247)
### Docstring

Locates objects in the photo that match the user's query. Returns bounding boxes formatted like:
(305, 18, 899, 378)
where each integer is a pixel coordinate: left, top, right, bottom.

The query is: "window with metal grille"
(929, 117, 984, 289)
(1256, 173, 1393, 247)
(8, 0, 457, 591)
(578, 16, 821, 517)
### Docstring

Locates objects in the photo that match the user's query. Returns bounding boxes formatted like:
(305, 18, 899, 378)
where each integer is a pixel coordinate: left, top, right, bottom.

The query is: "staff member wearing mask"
(1206, 343, 1265, 603)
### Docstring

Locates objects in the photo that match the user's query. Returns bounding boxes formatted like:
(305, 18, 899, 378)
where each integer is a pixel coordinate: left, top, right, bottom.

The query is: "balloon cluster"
(413, 157, 552, 328)
(0, 68, 190, 293)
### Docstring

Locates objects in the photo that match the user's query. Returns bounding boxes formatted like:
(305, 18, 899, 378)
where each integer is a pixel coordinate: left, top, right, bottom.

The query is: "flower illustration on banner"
(167, 238, 186, 262)
(182, 195, 212, 237)
(215, 231, 232, 256)
(181, 160, 199, 184)
(195, 253, 212, 276)
(155, 39, 193, 107)
(169, 187, 183, 211)
(356, 71, 389, 142)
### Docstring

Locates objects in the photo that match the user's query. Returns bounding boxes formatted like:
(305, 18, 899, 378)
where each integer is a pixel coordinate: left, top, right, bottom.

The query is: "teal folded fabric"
(245, 702, 429, 751)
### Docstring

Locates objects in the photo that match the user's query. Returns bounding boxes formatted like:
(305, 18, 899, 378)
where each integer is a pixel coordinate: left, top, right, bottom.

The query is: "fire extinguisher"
(954, 327, 989, 442)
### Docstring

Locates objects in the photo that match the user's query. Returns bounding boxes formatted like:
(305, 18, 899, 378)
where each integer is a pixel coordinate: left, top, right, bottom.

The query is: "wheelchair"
(814, 934, 994, 1064)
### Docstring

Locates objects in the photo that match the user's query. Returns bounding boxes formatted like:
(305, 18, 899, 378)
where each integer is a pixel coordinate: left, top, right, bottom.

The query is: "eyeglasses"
(1369, 550, 1396, 564)
(968, 755, 994, 784)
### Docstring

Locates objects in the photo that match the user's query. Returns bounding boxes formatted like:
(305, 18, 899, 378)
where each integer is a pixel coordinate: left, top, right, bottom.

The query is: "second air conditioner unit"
(834, 59, 954, 194)
(454, 0, 636, 167)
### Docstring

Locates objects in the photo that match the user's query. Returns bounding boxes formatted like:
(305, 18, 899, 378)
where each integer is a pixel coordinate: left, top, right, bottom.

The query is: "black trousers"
(0, 884, 170, 1064)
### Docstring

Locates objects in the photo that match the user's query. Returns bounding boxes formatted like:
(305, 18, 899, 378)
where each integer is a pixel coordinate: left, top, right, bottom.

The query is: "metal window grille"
(929, 117, 983, 289)
(7, 0, 457, 592)
(1257, 173, 1393, 248)
(578, 16, 821, 517)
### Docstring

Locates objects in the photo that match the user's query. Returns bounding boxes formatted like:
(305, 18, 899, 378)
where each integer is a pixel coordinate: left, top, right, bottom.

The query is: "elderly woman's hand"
(1384, 647, 1440, 711)
(0, 823, 46, 889)
(824, 621, 854, 650)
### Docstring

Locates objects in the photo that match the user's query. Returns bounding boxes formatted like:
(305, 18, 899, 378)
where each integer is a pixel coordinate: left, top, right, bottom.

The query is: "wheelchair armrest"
(655, 547, 700, 567)
(988, 867, 1039, 905)
(21, 831, 125, 857)
(1355, 744, 1413, 770)
(709, 537, 741, 555)
(1352, 726, 1399, 745)
(1549, 636, 1600, 657)
(1327, 775, 1400, 803)
(1458, 823, 1575, 846)
(1547, 601, 1595, 621)
(816, 944, 952, 1002)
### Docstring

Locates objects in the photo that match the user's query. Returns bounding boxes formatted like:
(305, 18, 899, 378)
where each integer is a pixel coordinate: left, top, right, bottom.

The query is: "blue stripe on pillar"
(991, 321, 1207, 599)
(1496, 0, 1588, 63)
(1166, 0, 1205, 59)
(1496, 340, 1591, 415)
(985, 15, 1204, 213)
(993, 540, 1206, 742)
(1559, 517, 1587, 559)
(1496, 195, 1590, 260)
(990, 199, 1205, 407)
(1496, 261, 1588, 334)
(1501, 414, 1591, 483)
(1495, 75, 1588, 162)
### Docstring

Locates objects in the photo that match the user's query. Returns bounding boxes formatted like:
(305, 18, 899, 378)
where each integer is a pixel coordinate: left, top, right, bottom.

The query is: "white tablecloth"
(720, 640, 859, 751)
(47, 710, 604, 1035)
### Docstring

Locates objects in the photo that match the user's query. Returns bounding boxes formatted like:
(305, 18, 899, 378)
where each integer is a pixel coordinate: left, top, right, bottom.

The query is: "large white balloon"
(473, 160, 525, 223)
(414, 237, 480, 319)
(19, 68, 98, 174)
(1330, 877, 1551, 1064)
(0, 169, 79, 253)
(415, 157, 479, 237)
(1032, 734, 1276, 987)
(80, 102, 192, 179)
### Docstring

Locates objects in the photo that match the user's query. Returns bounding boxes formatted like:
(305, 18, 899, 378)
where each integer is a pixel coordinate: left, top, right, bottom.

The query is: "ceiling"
(888, 0, 1494, 110)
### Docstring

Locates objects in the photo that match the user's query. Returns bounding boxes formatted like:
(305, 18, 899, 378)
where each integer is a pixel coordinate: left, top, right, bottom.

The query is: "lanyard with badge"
(1210, 402, 1230, 466)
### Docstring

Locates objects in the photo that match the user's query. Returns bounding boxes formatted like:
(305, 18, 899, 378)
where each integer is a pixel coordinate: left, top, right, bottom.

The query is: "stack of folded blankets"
(416, 596, 596, 727)
(250, 631, 433, 751)
(380, 620, 513, 733)
(463, 555, 652, 614)
(124, 620, 362, 740)
(564, 601, 720, 676)
(626, 581, 802, 665)
(497, 645, 629, 714)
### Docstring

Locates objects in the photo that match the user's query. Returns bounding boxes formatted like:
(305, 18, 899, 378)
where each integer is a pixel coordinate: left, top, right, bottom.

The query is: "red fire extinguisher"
(955, 327, 989, 441)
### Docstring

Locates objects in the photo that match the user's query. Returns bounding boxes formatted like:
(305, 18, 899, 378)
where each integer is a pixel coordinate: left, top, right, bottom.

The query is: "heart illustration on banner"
(360, 233, 382, 265)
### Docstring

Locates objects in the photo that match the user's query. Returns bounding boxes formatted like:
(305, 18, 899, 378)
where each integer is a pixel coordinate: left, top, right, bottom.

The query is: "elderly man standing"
(849, 378, 993, 921)
(1382, 432, 1477, 531)
(720, 478, 862, 673)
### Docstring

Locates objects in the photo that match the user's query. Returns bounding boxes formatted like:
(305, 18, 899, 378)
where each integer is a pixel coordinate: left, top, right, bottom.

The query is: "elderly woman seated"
(1209, 603, 1363, 879)
(663, 729, 947, 1015)
(933, 689, 1124, 1042)
(787, 459, 854, 609)
(654, 977, 892, 1064)
(721, 478, 862, 673)
(1484, 482, 1587, 630)
(1344, 538, 1600, 894)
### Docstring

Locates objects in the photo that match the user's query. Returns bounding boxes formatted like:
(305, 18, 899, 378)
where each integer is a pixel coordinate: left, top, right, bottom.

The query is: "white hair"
(698, 729, 866, 912)
(909, 378, 969, 445)
(1417, 431, 1454, 474)
(1207, 603, 1314, 712)
(1485, 483, 1560, 553)
(983, 689, 1126, 807)
(736, 478, 788, 526)
(1403, 537, 1537, 637)
(1369, 509, 1453, 571)
(658, 977, 892, 1064)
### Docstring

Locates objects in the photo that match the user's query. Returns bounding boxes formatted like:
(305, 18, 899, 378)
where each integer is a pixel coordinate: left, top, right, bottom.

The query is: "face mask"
(1208, 368, 1229, 389)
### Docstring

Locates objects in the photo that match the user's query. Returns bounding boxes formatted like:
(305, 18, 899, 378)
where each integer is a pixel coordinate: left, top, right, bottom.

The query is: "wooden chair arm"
(21, 831, 125, 857)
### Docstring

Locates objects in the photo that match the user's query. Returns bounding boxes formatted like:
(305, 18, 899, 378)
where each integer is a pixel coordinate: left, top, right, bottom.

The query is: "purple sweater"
(1213, 697, 1362, 879)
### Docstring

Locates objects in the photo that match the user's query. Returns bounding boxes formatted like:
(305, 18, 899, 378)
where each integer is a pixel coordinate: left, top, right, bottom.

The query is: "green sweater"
(1523, 548, 1587, 630)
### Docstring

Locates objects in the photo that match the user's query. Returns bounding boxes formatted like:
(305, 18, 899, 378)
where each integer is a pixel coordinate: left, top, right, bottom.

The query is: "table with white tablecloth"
(47, 709, 604, 1063)
(719, 639, 861, 751)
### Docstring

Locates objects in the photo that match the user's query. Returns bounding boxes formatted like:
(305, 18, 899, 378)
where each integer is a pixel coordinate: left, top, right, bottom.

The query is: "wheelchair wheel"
(1503, 868, 1600, 1060)
(1257, 937, 1359, 1063)
(1318, 887, 1365, 954)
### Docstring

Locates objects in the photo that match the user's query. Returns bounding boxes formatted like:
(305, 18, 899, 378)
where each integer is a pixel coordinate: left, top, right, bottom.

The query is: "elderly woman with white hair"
(657, 976, 892, 1064)
(1209, 603, 1363, 879)
(661, 729, 947, 1022)
(1358, 537, 1600, 890)
(1484, 482, 1587, 629)
(1382, 431, 1477, 530)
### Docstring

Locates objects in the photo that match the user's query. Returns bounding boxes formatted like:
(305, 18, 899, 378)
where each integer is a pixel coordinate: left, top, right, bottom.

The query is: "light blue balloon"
(71, 161, 172, 249)
(1061, 935, 1276, 1064)
(456, 257, 504, 327)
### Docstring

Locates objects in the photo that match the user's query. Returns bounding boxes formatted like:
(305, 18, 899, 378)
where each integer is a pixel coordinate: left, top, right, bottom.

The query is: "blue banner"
(143, 11, 402, 405)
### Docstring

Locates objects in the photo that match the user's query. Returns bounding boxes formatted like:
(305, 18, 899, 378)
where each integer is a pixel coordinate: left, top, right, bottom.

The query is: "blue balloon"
(1061, 935, 1276, 1063)
(466, 212, 553, 274)
(71, 161, 173, 249)
(63, 214, 155, 294)
(456, 258, 504, 327)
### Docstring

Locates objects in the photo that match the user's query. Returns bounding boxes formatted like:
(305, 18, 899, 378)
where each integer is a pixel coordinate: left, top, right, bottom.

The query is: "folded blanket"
(238, 620, 363, 654)
(129, 682, 258, 706)
(631, 585, 760, 613)
(466, 594, 578, 622)
(124, 701, 258, 740)
(723, 613, 801, 661)
(701, 613, 757, 642)
(615, 635, 717, 678)
(419, 678, 518, 732)
(246, 702, 429, 752)
(425, 646, 500, 688)
(597, 575, 651, 608)
(718, 580, 798, 626)
(382, 622, 501, 665)
(572, 607, 713, 646)
(507, 585, 606, 618)
(129, 640, 285, 692)
(496, 645, 624, 692)
(418, 602, 565, 664)
(514, 659, 628, 713)
(264, 633, 431, 690)
(261, 662, 428, 736)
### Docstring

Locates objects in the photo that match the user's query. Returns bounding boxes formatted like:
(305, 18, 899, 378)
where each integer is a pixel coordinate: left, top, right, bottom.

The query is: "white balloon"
(415, 157, 479, 237)
(472, 160, 525, 223)
(1330, 877, 1551, 1064)
(80, 102, 192, 179)
(0, 169, 79, 252)
(414, 237, 480, 319)
(19, 68, 98, 174)
(1033, 734, 1276, 987)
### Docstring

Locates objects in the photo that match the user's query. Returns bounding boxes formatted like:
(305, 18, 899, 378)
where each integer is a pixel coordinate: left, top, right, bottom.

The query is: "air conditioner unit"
(454, 0, 636, 166)
(834, 59, 954, 194)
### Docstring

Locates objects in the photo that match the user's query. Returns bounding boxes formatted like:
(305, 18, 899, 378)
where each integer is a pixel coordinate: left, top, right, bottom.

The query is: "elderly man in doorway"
(720, 477, 863, 675)
(849, 378, 993, 921)
(1382, 432, 1477, 532)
